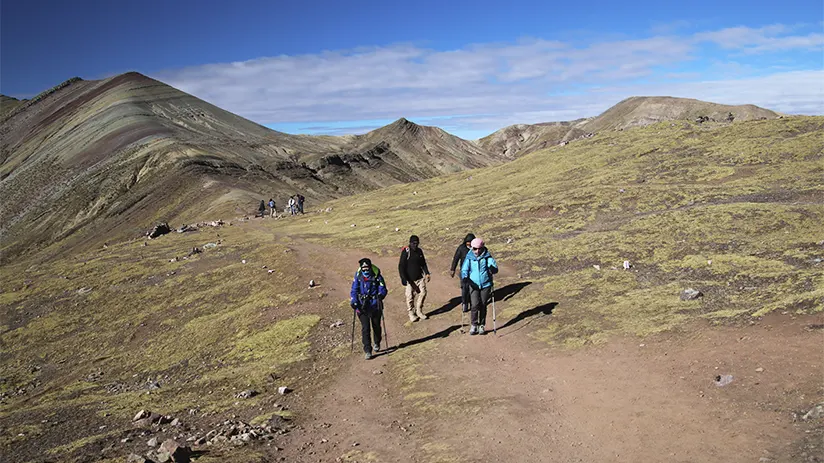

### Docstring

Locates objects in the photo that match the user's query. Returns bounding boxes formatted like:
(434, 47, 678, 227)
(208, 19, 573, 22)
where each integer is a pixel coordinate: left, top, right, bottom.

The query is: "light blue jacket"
(461, 248, 498, 289)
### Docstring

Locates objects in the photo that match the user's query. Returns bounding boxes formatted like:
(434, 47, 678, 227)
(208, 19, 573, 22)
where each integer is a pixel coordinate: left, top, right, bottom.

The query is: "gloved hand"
(355, 309, 361, 316)
(379, 294, 386, 300)
(350, 300, 358, 310)
(450, 270, 455, 278)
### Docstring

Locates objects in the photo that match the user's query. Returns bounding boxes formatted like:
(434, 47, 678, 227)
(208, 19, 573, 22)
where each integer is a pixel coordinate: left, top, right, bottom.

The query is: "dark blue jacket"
(350, 264, 388, 312)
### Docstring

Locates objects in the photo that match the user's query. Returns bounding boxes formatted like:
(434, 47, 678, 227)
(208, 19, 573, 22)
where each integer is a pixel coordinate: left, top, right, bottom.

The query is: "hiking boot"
(373, 344, 381, 353)
(364, 352, 373, 360)
(416, 311, 428, 320)
(469, 325, 478, 335)
(409, 314, 419, 322)
(477, 325, 486, 335)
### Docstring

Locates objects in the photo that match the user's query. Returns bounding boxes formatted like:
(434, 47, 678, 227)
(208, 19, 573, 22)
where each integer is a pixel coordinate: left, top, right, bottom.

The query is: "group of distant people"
(256, 194, 305, 218)
(350, 234, 498, 359)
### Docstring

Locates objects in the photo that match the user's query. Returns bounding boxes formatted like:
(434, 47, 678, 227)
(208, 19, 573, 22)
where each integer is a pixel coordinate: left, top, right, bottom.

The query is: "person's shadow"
(376, 324, 461, 356)
(426, 281, 533, 318)
(497, 302, 557, 336)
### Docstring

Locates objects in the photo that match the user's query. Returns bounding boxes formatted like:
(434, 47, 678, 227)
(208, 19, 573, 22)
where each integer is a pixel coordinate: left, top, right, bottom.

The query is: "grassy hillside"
(281, 116, 824, 344)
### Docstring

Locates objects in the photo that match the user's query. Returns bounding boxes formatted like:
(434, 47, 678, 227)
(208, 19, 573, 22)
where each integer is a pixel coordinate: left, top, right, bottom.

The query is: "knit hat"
(470, 238, 484, 249)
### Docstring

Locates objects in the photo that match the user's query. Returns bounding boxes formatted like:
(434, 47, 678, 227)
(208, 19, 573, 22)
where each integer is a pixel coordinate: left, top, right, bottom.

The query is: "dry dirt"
(264, 234, 823, 463)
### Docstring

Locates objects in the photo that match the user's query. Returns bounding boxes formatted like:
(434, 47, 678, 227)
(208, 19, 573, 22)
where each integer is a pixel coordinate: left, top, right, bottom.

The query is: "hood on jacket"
(358, 264, 382, 278)
(463, 233, 476, 244)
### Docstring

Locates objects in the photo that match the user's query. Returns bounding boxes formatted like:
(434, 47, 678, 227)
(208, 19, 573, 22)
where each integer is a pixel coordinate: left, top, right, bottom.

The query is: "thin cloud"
(151, 24, 824, 137)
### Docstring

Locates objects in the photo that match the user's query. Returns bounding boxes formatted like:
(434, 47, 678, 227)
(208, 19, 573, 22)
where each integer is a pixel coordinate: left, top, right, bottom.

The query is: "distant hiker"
(450, 233, 476, 313)
(350, 258, 388, 360)
(257, 200, 266, 218)
(461, 237, 498, 335)
(398, 235, 431, 322)
(288, 196, 297, 215)
(268, 198, 276, 217)
(297, 194, 305, 214)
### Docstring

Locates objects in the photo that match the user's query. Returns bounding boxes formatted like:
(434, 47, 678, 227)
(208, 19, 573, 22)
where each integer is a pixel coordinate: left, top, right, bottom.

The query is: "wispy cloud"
(152, 24, 824, 138)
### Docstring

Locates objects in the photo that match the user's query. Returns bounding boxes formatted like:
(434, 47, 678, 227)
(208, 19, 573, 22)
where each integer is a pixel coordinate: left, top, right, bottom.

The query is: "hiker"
(461, 237, 498, 335)
(350, 258, 388, 360)
(297, 194, 305, 214)
(268, 198, 276, 218)
(398, 235, 431, 322)
(288, 196, 297, 215)
(450, 233, 476, 313)
(257, 200, 266, 218)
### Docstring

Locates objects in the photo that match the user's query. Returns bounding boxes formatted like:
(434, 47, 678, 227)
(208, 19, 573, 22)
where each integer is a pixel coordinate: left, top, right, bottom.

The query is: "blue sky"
(2, 0, 822, 139)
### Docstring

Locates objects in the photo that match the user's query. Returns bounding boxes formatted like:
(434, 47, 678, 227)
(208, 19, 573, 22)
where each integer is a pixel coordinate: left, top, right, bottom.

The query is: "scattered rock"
(309, 279, 316, 288)
(159, 439, 191, 462)
(680, 288, 703, 301)
(203, 242, 217, 249)
(77, 287, 93, 295)
(147, 223, 172, 239)
(241, 259, 247, 264)
(623, 260, 631, 270)
(278, 386, 290, 395)
(329, 320, 344, 328)
(133, 410, 151, 422)
(147, 437, 158, 447)
(395, 227, 400, 232)
(268, 269, 274, 274)
(755, 367, 764, 373)
(146, 380, 161, 391)
(592, 265, 601, 271)
(802, 403, 824, 421)
(127, 454, 152, 463)
(170, 418, 180, 426)
(372, 370, 383, 375)
(351, 224, 356, 227)
(235, 389, 258, 399)
(714, 374, 733, 387)
(176, 224, 197, 233)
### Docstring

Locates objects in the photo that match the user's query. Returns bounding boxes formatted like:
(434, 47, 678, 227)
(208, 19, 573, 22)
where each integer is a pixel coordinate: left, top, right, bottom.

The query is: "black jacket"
(398, 246, 429, 285)
(450, 234, 475, 273)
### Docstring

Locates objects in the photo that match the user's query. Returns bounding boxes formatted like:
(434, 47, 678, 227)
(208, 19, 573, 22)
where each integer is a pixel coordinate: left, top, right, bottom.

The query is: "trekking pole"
(350, 308, 356, 353)
(380, 299, 389, 350)
(491, 284, 497, 335)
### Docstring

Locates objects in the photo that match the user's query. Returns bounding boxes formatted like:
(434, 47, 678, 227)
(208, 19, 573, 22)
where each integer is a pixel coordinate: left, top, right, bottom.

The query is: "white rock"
(351, 224, 356, 227)
(278, 386, 290, 395)
(395, 227, 400, 232)
(309, 279, 316, 288)
(623, 260, 631, 270)
(593, 265, 601, 270)
(241, 259, 247, 264)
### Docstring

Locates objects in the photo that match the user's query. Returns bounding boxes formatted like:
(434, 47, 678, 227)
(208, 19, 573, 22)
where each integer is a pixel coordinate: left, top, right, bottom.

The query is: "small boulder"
(147, 223, 172, 239)
(127, 454, 152, 463)
(235, 389, 258, 399)
(278, 386, 290, 395)
(159, 439, 191, 462)
(802, 402, 824, 421)
(147, 437, 158, 447)
(309, 279, 316, 288)
(680, 288, 703, 301)
(133, 410, 151, 422)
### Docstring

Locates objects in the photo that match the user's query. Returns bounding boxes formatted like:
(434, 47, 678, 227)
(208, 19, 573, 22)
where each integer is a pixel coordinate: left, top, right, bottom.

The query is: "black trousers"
(460, 278, 471, 312)
(359, 309, 382, 353)
(469, 286, 492, 326)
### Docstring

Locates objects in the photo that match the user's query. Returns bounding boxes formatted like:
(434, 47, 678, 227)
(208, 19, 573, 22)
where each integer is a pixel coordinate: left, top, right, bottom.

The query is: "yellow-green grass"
(279, 117, 824, 343)
(0, 225, 325, 460)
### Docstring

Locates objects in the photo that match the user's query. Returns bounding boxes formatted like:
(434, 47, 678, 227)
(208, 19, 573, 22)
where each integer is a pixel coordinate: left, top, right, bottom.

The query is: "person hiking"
(461, 237, 498, 335)
(257, 200, 266, 218)
(350, 258, 388, 360)
(297, 194, 305, 214)
(268, 198, 276, 218)
(288, 196, 297, 215)
(450, 233, 476, 313)
(398, 235, 431, 322)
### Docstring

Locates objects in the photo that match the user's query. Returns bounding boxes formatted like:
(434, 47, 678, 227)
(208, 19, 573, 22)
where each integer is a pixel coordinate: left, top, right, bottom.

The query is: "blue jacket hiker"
(350, 258, 388, 359)
(461, 237, 498, 335)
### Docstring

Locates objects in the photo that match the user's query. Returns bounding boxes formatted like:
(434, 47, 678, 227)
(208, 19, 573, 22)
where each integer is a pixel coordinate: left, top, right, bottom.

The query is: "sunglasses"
(472, 247, 480, 250)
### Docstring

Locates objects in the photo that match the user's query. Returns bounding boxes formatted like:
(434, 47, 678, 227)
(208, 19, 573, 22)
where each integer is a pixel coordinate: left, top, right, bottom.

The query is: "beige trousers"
(405, 277, 428, 319)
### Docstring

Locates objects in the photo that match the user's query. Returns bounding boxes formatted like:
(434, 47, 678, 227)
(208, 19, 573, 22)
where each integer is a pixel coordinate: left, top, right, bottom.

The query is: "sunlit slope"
(285, 116, 824, 342)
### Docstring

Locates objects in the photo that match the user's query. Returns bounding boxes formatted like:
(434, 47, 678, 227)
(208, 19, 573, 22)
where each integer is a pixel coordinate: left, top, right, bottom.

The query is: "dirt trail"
(255, 227, 822, 463)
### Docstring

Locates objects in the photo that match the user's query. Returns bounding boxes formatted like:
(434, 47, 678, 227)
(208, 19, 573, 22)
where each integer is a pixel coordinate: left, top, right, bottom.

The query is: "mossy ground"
(2, 116, 822, 461)
(280, 117, 824, 346)
(0, 224, 328, 461)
